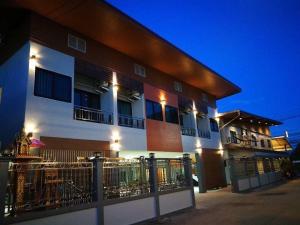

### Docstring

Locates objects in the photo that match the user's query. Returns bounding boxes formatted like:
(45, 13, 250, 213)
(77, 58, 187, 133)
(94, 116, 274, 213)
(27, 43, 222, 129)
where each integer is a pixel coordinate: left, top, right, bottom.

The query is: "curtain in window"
(34, 68, 53, 98)
(118, 100, 132, 116)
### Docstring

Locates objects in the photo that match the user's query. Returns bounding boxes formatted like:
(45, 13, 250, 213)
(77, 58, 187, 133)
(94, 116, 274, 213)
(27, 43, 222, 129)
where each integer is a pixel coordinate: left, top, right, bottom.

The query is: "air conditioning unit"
(127, 91, 141, 102)
(95, 81, 109, 93)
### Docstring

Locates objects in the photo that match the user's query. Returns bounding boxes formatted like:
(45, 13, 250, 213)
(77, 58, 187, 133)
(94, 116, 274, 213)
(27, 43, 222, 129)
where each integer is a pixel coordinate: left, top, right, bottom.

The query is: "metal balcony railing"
(198, 129, 211, 139)
(118, 114, 144, 129)
(181, 127, 196, 137)
(74, 105, 113, 125)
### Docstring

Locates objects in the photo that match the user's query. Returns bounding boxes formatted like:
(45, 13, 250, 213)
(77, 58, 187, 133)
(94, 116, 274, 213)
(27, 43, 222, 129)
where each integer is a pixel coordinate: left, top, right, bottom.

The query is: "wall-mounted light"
(29, 54, 37, 69)
(160, 99, 166, 106)
(111, 131, 121, 151)
(25, 122, 38, 134)
(218, 149, 224, 156)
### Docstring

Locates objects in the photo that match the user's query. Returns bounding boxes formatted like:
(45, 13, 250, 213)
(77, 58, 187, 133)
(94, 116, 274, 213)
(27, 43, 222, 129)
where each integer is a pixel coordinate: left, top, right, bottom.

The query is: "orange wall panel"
(144, 83, 182, 152)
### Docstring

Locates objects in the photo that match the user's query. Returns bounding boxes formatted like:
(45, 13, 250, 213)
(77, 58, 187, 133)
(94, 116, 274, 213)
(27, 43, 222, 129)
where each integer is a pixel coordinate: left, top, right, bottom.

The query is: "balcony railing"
(118, 114, 144, 129)
(74, 106, 113, 125)
(198, 129, 211, 139)
(181, 127, 196, 137)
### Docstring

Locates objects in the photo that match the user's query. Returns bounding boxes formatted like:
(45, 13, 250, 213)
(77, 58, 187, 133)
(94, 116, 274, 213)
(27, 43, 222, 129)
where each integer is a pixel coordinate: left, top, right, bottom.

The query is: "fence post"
(0, 157, 11, 225)
(92, 154, 105, 225)
(183, 154, 196, 208)
(195, 152, 206, 193)
(228, 157, 239, 193)
(148, 153, 160, 220)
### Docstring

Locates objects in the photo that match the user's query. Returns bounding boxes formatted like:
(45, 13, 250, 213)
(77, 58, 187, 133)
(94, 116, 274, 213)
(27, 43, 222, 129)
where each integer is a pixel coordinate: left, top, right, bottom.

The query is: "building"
(218, 110, 291, 185)
(0, 1, 240, 189)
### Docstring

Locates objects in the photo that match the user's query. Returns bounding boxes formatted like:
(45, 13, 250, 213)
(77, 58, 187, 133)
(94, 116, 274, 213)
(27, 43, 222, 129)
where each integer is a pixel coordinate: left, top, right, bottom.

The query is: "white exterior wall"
(159, 190, 193, 215)
(24, 42, 147, 151)
(12, 208, 97, 225)
(104, 197, 156, 225)
(182, 106, 222, 152)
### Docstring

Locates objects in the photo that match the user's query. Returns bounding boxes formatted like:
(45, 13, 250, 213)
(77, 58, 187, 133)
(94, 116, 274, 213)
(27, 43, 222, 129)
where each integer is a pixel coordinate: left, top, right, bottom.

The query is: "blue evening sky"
(107, 0, 300, 144)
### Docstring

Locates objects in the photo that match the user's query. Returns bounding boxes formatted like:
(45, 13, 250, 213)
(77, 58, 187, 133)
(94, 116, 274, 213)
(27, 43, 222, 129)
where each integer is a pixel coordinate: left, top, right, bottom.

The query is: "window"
(68, 34, 86, 53)
(118, 100, 132, 116)
(34, 67, 72, 102)
(210, 118, 219, 132)
(165, 105, 179, 124)
(260, 139, 265, 148)
(251, 135, 257, 146)
(134, 64, 146, 77)
(75, 89, 100, 109)
(267, 139, 272, 148)
(230, 131, 237, 144)
(146, 100, 163, 121)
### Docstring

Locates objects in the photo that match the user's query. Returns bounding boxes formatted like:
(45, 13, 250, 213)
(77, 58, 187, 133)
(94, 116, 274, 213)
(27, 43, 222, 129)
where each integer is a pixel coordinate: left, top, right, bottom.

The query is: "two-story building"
(218, 110, 291, 184)
(0, 1, 240, 189)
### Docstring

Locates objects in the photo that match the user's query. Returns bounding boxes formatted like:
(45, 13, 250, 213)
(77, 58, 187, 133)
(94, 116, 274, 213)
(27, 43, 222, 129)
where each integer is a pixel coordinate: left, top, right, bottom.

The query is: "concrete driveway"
(156, 179, 300, 225)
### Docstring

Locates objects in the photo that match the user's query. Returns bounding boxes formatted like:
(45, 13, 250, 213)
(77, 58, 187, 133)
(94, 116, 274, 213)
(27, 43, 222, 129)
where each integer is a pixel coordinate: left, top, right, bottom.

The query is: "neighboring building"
(218, 110, 291, 184)
(0, 1, 240, 189)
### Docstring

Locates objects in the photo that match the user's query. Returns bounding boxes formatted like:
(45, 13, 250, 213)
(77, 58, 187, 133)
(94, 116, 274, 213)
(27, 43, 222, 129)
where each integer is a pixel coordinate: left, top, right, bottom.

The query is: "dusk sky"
(107, 0, 300, 145)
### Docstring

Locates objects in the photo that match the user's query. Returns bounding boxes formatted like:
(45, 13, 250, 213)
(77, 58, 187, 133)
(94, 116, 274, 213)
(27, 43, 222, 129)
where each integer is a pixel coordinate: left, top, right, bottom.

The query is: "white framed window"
(134, 64, 146, 77)
(68, 34, 86, 53)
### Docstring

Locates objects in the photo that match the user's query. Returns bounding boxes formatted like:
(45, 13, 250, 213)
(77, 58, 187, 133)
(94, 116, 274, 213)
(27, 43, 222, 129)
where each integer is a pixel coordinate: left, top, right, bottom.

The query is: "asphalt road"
(157, 179, 300, 225)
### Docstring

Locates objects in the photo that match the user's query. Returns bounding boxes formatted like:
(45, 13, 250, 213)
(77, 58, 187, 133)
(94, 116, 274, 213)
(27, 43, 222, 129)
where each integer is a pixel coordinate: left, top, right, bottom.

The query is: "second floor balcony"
(118, 114, 144, 129)
(74, 105, 113, 125)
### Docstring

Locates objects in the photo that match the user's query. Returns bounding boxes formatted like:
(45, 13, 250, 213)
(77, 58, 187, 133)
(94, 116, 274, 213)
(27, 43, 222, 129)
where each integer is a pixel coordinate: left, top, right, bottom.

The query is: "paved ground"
(157, 179, 300, 225)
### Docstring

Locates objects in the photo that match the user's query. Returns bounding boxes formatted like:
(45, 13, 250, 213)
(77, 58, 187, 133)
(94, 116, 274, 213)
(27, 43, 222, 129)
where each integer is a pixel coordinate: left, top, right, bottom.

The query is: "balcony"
(74, 105, 113, 125)
(181, 127, 196, 137)
(118, 114, 144, 129)
(198, 129, 211, 139)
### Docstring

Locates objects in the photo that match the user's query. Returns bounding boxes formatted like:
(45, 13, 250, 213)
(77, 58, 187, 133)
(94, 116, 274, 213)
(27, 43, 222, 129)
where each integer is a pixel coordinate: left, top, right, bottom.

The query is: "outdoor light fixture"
(111, 131, 121, 151)
(160, 98, 166, 105)
(29, 54, 37, 69)
(250, 120, 253, 123)
(239, 117, 243, 120)
(218, 149, 224, 156)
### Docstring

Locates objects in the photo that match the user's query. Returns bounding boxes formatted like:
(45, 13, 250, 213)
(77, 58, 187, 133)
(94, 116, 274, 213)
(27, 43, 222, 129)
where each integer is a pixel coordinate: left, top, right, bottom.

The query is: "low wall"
(234, 171, 282, 192)
(10, 207, 97, 225)
(159, 190, 193, 215)
(104, 197, 156, 225)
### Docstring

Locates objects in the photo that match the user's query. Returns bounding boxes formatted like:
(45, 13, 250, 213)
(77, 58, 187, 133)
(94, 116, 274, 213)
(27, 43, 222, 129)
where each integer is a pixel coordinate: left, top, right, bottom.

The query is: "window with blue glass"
(165, 105, 179, 124)
(118, 100, 132, 116)
(146, 100, 163, 121)
(34, 67, 71, 102)
(210, 118, 219, 132)
(74, 89, 100, 109)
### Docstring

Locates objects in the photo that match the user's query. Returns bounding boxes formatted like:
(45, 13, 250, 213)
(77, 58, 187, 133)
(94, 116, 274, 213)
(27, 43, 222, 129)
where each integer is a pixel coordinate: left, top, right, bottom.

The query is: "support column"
(148, 153, 160, 219)
(92, 154, 105, 225)
(195, 152, 207, 193)
(183, 154, 196, 208)
(228, 157, 239, 193)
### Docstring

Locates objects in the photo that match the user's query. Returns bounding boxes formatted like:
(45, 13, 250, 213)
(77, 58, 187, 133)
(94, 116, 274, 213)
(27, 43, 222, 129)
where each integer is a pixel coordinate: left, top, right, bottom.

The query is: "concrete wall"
(159, 190, 193, 215)
(11, 208, 97, 225)
(24, 42, 147, 151)
(235, 171, 282, 192)
(0, 43, 30, 149)
(104, 197, 156, 225)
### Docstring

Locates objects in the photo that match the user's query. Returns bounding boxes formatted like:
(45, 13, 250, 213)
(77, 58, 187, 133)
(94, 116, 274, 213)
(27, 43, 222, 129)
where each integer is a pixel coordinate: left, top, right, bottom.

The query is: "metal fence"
(5, 162, 93, 217)
(156, 159, 188, 192)
(103, 158, 150, 199)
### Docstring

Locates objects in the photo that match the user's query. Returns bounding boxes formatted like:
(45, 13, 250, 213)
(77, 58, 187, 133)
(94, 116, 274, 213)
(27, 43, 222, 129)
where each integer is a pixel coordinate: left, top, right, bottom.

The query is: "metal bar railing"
(103, 158, 150, 199)
(118, 114, 144, 129)
(74, 106, 113, 125)
(197, 129, 211, 139)
(181, 127, 196, 136)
